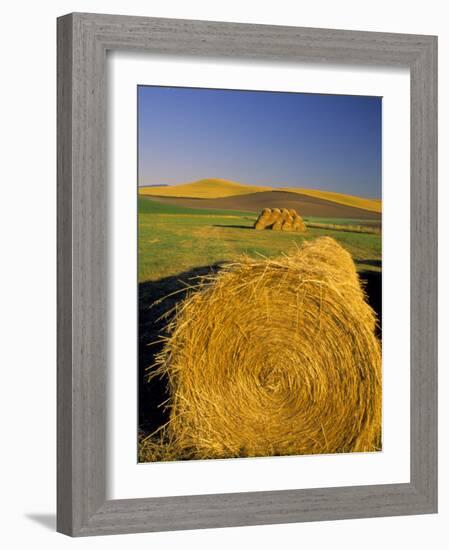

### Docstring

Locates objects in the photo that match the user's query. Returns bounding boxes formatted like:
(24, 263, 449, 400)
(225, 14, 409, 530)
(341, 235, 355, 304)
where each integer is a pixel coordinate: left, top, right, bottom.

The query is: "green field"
(138, 198, 381, 283)
(302, 216, 380, 227)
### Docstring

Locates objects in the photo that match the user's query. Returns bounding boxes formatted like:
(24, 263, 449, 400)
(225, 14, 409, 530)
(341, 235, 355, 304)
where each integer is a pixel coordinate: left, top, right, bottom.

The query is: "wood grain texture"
(57, 12, 438, 536)
(409, 36, 438, 509)
(57, 13, 74, 536)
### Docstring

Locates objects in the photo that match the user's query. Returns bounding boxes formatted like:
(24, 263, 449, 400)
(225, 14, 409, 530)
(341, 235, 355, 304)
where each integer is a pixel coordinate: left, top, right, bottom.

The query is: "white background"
(109, 54, 410, 499)
(0, 1, 445, 549)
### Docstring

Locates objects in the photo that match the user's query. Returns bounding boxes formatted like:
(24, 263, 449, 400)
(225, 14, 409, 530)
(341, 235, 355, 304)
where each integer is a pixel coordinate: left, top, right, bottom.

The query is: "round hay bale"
(255, 208, 288, 230)
(148, 237, 381, 460)
(254, 208, 272, 230)
(280, 208, 290, 220)
(265, 209, 281, 228)
(292, 214, 307, 233)
(255, 221, 266, 230)
(261, 210, 271, 219)
(281, 218, 294, 231)
(277, 208, 293, 231)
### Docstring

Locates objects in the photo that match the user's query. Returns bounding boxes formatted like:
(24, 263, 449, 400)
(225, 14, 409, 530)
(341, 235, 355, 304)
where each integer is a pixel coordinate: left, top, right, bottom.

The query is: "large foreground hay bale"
(143, 237, 381, 461)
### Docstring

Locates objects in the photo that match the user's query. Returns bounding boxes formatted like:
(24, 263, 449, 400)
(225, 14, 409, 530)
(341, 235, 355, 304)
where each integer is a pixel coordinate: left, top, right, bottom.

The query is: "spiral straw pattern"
(141, 237, 381, 462)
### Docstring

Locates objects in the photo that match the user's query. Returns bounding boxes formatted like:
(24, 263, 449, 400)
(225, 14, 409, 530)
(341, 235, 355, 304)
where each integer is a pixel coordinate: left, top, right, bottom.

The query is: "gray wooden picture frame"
(57, 12, 438, 537)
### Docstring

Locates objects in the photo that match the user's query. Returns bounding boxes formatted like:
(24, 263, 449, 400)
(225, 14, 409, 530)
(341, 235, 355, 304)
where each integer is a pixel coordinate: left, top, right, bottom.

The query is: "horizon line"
(138, 178, 381, 201)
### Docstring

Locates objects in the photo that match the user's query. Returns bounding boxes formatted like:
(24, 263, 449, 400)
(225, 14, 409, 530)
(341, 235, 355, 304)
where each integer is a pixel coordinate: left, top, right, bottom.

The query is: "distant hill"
(139, 178, 270, 199)
(146, 191, 380, 220)
(139, 178, 381, 214)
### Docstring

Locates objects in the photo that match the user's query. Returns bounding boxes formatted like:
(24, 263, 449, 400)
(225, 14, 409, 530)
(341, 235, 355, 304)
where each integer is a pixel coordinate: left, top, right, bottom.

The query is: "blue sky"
(138, 86, 381, 199)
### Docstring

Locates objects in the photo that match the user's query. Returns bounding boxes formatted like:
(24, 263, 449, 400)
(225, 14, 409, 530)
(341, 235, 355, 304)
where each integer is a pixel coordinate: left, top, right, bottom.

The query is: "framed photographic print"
(137, 85, 383, 465)
(57, 13, 438, 536)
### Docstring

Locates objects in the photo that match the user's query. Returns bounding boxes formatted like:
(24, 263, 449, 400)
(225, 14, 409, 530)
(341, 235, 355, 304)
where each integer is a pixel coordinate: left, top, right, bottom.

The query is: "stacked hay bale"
(254, 207, 306, 232)
(254, 208, 278, 230)
(280, 208, 293, 231)
(141, 237, 381, 462)
(272, 215, 283, 231)
(290, 208, 307, 232)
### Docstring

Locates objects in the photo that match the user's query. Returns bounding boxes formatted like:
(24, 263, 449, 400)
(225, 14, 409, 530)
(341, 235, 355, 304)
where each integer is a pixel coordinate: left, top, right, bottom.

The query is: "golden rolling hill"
(139, 178, 381, 214)
(139, 178, 271, 199)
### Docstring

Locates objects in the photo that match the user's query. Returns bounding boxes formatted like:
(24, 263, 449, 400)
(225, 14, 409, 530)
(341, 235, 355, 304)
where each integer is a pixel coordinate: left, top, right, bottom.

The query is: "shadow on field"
(212, 224, 253, 230)
(139, 264, 223, 434)
(358, 268, 382, 339)
(139, 263, 382, 435)
(359, 259, 382, 268)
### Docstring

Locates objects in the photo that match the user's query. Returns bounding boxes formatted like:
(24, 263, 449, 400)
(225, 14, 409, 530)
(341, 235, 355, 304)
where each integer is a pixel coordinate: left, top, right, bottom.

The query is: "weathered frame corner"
(57, 12, 437, 537)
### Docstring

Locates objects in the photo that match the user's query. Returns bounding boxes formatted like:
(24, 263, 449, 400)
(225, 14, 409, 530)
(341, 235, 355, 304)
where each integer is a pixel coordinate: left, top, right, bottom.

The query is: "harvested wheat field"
(140, 237, 381, 462)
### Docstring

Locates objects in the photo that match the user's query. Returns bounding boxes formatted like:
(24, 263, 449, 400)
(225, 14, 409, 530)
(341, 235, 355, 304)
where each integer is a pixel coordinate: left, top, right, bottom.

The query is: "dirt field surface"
(148, 190, 381, 220)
